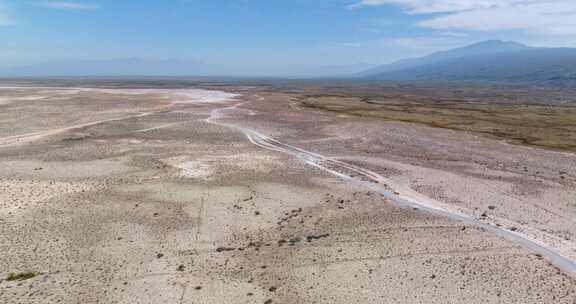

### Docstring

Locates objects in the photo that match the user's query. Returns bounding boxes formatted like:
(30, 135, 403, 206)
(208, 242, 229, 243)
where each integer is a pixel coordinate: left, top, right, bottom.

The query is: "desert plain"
(0, 79, 575, 303)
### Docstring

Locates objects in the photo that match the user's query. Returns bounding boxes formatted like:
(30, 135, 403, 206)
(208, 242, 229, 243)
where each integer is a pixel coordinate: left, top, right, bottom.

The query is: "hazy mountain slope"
(0, 58, 377, 78)
(0, 58, 216, 77)
(359, 40, 530, 77)
(366, 48, 576, 85)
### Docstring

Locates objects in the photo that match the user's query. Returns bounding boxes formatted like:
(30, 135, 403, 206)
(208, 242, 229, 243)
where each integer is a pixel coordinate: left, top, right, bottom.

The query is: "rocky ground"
(0, 82, 575, 304)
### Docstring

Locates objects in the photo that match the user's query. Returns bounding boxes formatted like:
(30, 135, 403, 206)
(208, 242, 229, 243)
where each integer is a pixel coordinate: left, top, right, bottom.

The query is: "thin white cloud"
(353, 0, 576, 35)
(0, 15, 10, 26)
(0, 1, 14, 25)
(380, 36, 468, 52)
(40, 1, 100, 10)
(352, 0, 529, 13)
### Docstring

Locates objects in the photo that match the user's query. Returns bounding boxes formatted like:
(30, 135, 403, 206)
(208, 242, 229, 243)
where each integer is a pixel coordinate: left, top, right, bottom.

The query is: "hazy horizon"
(2, 1, 576, 76)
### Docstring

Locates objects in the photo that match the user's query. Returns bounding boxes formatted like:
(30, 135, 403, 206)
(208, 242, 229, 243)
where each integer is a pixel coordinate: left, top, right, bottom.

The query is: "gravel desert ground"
(0, 80, 575, 304)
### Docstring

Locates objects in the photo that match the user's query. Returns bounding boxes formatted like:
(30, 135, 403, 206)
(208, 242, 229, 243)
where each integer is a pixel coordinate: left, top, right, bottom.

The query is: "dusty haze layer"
(0, 81, 575, 304)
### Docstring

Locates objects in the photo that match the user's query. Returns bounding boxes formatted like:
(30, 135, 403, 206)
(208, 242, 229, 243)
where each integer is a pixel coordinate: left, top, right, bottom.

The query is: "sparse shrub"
(6, 272, 37, 281)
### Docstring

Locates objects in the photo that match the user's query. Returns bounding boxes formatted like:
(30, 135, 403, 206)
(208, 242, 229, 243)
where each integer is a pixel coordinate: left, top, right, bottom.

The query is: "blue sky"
(2, 1, 576, 75)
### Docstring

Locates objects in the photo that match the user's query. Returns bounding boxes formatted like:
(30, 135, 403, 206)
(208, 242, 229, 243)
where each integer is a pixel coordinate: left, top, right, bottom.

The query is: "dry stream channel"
(205, 93, 576, 278)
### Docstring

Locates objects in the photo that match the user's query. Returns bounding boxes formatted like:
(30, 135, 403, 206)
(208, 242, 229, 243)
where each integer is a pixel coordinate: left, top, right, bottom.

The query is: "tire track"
(205, 100, 576, 277)
(0, 111, 156, 146)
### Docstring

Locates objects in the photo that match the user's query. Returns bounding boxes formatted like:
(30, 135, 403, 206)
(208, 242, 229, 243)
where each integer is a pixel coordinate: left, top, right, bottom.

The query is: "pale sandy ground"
(235, 90, 576, 263)
(0, 85, 575, 304)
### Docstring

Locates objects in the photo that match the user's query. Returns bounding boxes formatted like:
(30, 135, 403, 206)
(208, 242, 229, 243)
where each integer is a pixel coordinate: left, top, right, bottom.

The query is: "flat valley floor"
(1, 81, 575, 303)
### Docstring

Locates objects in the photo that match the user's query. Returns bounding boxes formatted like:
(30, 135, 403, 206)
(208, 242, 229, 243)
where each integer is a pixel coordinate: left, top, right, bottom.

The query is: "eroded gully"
(204, 99, 576, 277)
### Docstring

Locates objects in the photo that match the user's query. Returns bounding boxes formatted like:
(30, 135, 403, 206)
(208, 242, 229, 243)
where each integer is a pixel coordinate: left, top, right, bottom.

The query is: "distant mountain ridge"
(360, 40, 576, 86)
(0, 59, 377, 78)
(0, 58, 216, 77)
(359, 40, 531, 77)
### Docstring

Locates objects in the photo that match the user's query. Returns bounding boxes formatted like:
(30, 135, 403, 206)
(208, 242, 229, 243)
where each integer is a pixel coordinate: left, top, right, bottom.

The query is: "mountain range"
(2, 40, 576, 85)
(359, 40, 576, 86)
(0, 58, 216, 77)
(0, 58, 381, 78)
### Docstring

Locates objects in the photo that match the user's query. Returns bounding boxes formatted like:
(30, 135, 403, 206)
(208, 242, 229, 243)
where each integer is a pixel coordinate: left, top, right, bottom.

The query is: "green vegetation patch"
(299, 95, 576, 152)
(6, 272, 38, 281)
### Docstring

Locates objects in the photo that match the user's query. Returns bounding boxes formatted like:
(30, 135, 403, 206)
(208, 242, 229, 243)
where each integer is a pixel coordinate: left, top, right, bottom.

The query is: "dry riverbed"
(0, 81, 575, 304)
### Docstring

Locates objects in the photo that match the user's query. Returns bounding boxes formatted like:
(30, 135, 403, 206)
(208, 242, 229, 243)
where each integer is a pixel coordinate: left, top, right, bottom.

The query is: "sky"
(2, 0, 576, 76)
